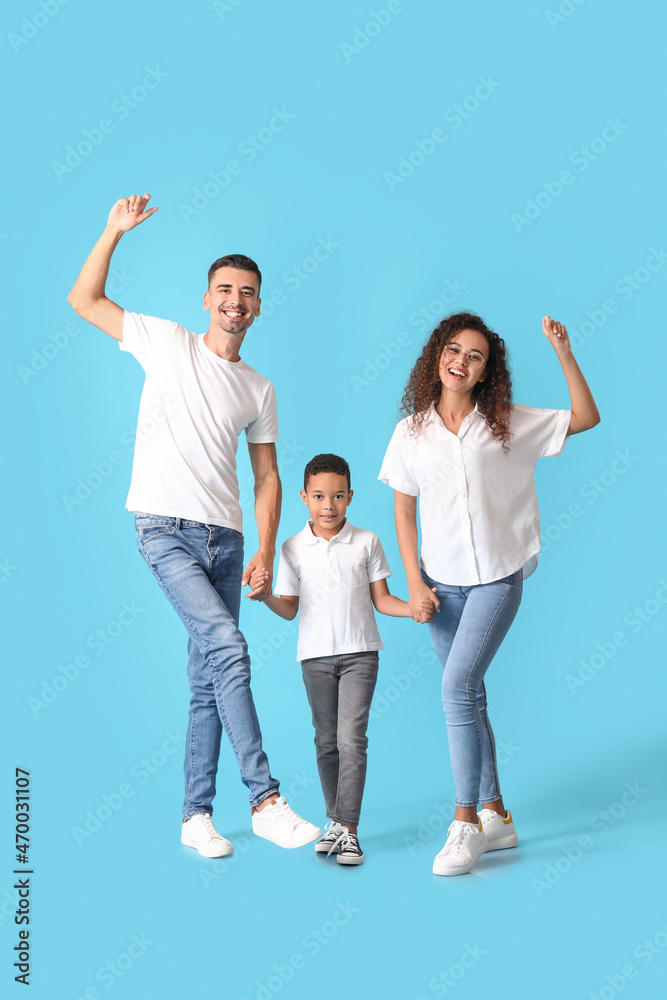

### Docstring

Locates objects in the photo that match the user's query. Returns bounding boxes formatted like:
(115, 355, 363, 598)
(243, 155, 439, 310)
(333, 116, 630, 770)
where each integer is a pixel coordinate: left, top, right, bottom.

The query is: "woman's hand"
(409, 583, 440, 623)
(542, 315, 573, 358)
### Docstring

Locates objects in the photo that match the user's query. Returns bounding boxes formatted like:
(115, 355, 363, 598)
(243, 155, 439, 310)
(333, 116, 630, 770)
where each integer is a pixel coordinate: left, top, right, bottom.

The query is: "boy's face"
(300, 472, 353, 538)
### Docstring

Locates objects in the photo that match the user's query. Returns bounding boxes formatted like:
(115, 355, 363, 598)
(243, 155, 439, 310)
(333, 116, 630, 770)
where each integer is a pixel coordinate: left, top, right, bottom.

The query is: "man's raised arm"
(67, 193, 158, 341)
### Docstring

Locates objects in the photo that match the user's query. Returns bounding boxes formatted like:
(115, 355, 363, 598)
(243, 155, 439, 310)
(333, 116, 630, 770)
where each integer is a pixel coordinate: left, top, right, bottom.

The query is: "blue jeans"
(301, 651, 379, 827)
(423, 569, 523, 808)
(135, 514, 280, 817)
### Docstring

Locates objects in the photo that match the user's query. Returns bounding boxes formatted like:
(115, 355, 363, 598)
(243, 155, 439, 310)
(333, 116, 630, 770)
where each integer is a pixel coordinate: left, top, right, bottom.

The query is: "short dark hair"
(303, 454, 351, 491)
(207, 254, 262, 291)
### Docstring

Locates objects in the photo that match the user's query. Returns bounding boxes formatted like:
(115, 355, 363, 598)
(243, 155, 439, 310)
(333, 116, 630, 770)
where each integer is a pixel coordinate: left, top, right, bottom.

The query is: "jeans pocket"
(137, 522, 176, 543)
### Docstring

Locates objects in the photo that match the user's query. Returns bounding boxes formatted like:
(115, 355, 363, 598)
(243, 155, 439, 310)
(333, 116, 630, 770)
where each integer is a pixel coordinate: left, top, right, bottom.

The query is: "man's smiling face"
(203, 266, 261, 336)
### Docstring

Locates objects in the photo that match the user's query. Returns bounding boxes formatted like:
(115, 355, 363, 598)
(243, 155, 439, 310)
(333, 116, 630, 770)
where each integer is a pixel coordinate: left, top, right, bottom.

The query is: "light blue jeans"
(135, 514, 280, 817)
(422, 568, 523, 807)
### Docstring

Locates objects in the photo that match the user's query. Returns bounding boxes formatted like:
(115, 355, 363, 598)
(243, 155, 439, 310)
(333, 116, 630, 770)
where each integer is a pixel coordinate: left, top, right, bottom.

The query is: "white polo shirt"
(119, 312, 278, 531)
(378, 403, 571, 586)
(273, 519, 391, 661)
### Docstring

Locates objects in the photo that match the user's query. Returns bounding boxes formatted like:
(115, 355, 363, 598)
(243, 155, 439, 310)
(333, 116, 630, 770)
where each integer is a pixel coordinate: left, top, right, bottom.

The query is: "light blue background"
(2, 1, 666, 997)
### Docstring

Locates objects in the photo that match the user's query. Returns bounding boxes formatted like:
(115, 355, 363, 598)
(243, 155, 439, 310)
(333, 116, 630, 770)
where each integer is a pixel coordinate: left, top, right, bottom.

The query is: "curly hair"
(303, 453, 351, 491)
(401, 311, 513, 449)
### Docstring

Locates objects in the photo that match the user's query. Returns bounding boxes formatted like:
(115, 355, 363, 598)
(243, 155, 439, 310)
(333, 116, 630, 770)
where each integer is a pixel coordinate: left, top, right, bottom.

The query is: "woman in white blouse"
(378, 312, 600, 876)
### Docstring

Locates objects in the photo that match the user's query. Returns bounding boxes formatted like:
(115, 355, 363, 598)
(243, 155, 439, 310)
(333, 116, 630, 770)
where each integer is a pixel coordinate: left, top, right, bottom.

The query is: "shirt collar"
(425, 401, 483, 427)
(301, 518, 354, 544)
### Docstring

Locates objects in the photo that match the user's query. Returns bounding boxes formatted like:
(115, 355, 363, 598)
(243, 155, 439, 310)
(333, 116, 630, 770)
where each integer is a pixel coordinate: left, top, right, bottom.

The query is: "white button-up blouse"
(378, 403, 571, 586)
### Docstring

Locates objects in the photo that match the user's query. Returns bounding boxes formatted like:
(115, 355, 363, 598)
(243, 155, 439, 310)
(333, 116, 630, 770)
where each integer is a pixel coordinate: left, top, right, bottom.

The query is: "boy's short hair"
(207, 254, 262, 291)
(303, 454, 351, 491)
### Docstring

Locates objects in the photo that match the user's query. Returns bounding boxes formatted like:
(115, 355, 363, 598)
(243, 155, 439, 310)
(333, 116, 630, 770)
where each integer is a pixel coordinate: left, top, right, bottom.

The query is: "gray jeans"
(300, 650, 379, 827)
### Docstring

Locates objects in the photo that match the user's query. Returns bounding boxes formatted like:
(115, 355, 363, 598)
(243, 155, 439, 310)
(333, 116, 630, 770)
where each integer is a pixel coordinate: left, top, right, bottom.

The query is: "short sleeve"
(536, 408, 571, 459)
(377, 420, 420, 496)
(274, 545, 299, 596)
(366, 534, 391, 584)
(245, 381, 279, 444)
(119, 312, 179, 371)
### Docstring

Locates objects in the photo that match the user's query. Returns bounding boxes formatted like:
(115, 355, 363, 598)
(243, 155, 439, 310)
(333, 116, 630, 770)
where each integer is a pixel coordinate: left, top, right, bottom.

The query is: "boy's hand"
(409, 583, 440, 623)
(417, 598, 436, 623)
(246, 568, 269, 600)
(542, 315, 573, 358)
(107, 193, 158, 234)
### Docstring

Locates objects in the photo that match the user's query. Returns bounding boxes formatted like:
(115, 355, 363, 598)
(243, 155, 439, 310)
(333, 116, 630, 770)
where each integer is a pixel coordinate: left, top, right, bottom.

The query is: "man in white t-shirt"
(67, 193, 321, 857)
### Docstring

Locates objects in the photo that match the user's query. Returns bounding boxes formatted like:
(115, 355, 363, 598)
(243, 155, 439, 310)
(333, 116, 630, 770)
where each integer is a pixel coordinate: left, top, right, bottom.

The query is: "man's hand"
(542, 315, 572, 357)
(107, 193, 158, 233)
(242, 552, 273, 600)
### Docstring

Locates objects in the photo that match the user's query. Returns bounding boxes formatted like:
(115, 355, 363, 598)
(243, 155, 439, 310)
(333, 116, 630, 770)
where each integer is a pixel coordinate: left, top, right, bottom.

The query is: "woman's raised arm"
(542, 315, 601, 435)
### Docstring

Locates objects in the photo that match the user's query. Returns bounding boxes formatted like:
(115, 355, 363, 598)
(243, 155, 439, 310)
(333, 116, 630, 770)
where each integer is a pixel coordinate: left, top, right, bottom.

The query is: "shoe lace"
(327, 828, 356, 858)
(270, 797, 307, 828)
(195, 814, 220, 840)
(442, 822, 475, 860)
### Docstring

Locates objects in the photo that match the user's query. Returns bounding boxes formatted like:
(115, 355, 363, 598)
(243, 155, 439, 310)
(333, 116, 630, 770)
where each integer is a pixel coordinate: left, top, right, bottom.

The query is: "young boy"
(250, 454, 433, 865)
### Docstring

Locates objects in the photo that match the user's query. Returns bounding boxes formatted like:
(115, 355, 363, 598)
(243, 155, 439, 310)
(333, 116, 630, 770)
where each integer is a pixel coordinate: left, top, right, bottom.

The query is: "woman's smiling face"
(438, 328, 489, 393)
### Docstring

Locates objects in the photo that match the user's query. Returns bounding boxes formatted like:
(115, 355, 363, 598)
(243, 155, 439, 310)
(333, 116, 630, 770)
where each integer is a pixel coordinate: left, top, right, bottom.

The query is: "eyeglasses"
(441, 345, 486, 370)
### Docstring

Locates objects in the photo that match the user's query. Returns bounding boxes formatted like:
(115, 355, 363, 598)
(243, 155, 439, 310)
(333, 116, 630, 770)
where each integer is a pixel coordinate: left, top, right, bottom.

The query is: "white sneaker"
(432, 820, 487, 876)
(252, 796, 322, 849)
(181, 813, 234, 858)
(479, 808, 518, 850)
(314, 821, 345, 854)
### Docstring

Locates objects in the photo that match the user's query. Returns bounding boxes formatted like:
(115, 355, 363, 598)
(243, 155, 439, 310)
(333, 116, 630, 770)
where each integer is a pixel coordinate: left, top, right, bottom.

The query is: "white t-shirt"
(273, 519, 391, 661)
(119, 312, 278, 531)
(378, 403, 570, 586)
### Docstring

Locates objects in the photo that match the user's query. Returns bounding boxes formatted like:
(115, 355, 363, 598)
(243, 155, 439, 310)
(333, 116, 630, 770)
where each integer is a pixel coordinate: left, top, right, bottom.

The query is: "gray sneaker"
(335, 830, 364, 866)
(314, 821, 345, 854)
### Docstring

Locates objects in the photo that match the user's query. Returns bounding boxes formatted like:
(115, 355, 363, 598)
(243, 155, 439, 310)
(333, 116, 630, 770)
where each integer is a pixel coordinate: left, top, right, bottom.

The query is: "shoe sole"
(484, 834, 518, 851)
(181, 838, 234, 858)
(432, 844, 486, 876)
(337, 854, 364, 866)
(314, 843, 339, 854)
(432, 860, 475, 875)
(253, 827, 323, 849)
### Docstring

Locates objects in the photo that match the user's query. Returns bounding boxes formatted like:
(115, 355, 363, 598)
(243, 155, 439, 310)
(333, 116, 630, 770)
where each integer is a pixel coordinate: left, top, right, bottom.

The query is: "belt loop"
(175, 517, 182, 531)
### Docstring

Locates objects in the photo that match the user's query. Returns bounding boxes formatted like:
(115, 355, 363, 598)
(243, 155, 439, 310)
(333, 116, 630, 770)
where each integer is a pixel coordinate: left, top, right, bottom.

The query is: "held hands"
(409, 584, 440, 624)
(107, 193, 158, 234)
(243, 555, 272, 601)
(542, 315, 573, 357)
